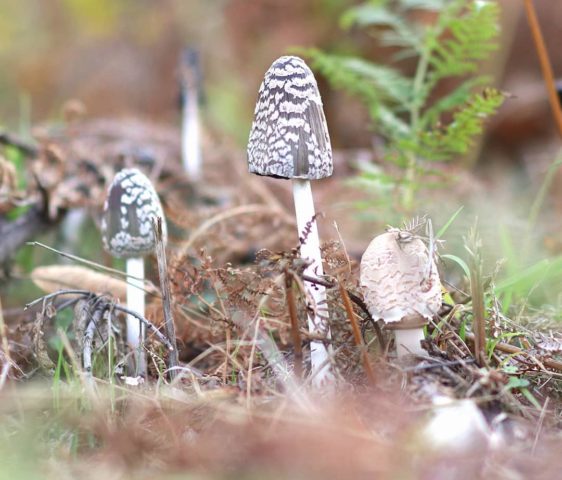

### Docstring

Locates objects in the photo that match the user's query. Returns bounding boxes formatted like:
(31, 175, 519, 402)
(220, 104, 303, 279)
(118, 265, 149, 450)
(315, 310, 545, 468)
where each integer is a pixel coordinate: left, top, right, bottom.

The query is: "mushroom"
(180, 48, 203, 180)
(247, 56, 333, 384)
(101, 168, 167, 376)
(360, 227, 441, 356)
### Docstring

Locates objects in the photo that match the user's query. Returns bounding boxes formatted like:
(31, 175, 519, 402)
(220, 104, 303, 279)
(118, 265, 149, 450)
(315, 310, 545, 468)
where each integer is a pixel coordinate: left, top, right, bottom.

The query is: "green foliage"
(300, 0, 504, 210)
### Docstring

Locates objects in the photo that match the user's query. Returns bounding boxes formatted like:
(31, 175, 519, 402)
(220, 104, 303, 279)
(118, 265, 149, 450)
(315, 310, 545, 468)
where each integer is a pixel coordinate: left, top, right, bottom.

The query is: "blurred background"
(1, 0, 562, 303)
(0, 0, 559, 154)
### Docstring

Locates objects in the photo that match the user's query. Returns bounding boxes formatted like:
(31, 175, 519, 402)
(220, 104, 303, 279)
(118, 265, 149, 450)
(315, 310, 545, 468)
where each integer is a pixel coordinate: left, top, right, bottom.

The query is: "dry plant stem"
(246, 316, 261, 408)
(524, 0, 562, 139)
(114, 304, 174, 351)
(81, 304, 104, 381)
(0, 207, 51, 263)
(285, 271, 303, 379)
(302, 274, 386, 352)
(153, 218, 179, 380)
(465, 332, 562, 372)
(223, 326, 231, 383)
(0, 297, 12, 367)
(29, 242, 151, 290)
(468, 233, 487, 367)
(292, 178, 331, 386)
(181, 82, 202, 179)
(339, 283, 376, 385)
(0, 130, 37, 156)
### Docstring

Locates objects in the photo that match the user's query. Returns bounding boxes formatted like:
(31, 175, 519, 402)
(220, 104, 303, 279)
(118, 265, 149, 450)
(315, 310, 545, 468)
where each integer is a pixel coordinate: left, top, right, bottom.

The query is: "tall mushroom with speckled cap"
(247, 55, 333, 385)
(101, 168, 167, 376)
(360, 227, 441, 357)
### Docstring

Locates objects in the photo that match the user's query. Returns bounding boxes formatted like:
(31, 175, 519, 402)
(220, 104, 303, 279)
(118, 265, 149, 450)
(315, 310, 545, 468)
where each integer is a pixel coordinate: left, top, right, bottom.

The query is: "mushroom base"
(394, 328, 426, 357)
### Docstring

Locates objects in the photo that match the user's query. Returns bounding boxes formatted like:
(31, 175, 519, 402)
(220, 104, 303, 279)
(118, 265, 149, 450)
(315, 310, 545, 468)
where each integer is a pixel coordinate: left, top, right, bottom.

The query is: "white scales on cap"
(101, 167, 167, 377)
(247, 55, 333, 180)
(247, 55, 334, 385)
(360, 227, 442, 356)
(101, 168, 167, 258)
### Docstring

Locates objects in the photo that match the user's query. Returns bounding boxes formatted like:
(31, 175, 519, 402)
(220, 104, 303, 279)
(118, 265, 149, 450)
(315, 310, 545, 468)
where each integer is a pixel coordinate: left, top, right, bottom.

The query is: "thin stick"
(223, 325, 231, 383)
(0, 297, 12, 367)
(153, 217, 179, 380)
(467, 226, 487, 367)
(532, 397, 549, 454)
(285, 271, 303, 379)
(246, 316, 262, 409)
(113, 304, 173, 352)
(82, 303, 105, 382)
(465, 332, 562, 372)
(524, 0, 562, 138)
(302, 273, 386, 352)
(28, 242, 153, 293)
(339, 282, 376, 385)
(0, 130, 37, 155)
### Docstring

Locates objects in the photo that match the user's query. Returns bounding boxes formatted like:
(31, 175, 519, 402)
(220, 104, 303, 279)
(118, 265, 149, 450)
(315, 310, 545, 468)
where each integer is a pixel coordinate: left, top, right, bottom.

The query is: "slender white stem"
(126, 257, 146, 376)
(394, 328, 425, 357)
(181, 86, 202, 180)
(292, 178, 331, 386)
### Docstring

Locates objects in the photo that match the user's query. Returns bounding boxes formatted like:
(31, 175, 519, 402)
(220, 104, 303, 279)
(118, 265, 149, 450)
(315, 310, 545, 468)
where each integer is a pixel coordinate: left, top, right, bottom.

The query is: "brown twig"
(467, 226, 487, 367)
(0, 130, 38, 156)
(339, 282, 376, 385)
(524, 0, 562, 138)
(465, 332, 562, 373)
(26, 290, 174, 351)
(153, 217, 179, 380)
(0, 206, 51, 264)
(301, 273, 386, 352)
(285, 270, 303, 379)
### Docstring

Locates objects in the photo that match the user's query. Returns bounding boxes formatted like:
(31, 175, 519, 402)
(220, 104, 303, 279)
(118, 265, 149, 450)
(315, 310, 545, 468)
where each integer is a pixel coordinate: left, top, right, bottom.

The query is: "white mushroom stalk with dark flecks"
(101, 168, 167, 376)
(180, 48, 203, 180)
(247, 55, 333, 386)
(360, 224, 442, 357)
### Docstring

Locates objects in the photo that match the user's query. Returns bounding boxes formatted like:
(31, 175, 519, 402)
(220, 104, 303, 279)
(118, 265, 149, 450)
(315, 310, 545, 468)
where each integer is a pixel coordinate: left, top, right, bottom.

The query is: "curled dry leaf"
(31, 265, 128, 299)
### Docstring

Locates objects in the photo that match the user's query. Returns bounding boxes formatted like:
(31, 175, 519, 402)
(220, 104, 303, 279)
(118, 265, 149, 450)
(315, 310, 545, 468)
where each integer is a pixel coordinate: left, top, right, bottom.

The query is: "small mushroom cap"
(360, 230, 442, 324)
(101, 168, 167, 258)
(247, 55, 333, 180)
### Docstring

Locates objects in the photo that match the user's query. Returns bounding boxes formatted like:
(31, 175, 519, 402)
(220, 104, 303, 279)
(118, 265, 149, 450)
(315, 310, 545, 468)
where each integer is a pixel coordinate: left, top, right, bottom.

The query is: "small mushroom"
(101, 168, 167, 376)
(360, 228, 441, 356)
(247, 56, 333, 384)
(180, 48, 203, 180)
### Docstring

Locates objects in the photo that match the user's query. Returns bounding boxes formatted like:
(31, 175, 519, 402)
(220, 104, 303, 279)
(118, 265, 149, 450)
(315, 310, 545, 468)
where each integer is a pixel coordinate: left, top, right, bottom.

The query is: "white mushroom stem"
(181, 84, 201, 180)
(126, 257, 146, 376)
(292, 178, 331, 385)
(394, 328, 425, 357)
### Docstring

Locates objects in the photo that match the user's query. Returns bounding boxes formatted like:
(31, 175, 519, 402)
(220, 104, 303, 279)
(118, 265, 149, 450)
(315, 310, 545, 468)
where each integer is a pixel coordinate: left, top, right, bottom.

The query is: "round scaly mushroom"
(180, 48, 203, 180)
(247, 55, 333, 385)
(101, 168, 167, 376)
(360, 225, 441, 356)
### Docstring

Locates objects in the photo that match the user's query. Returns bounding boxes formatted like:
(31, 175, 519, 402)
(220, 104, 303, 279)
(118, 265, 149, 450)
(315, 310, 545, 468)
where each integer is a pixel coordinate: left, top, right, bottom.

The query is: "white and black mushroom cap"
(101, 168, 167, 258)
(360, 230, 442, 324)
(247, 55, 333, 180)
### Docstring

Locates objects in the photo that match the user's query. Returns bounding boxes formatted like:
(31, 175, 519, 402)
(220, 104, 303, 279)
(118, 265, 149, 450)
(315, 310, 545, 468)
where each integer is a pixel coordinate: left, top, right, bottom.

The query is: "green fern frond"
(301, 48, 412, 137)
(420, 75, 492, 128)
(429, 1, 500, 80)
(414, 88, 505, 161)
(301, 0, 503, 210)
